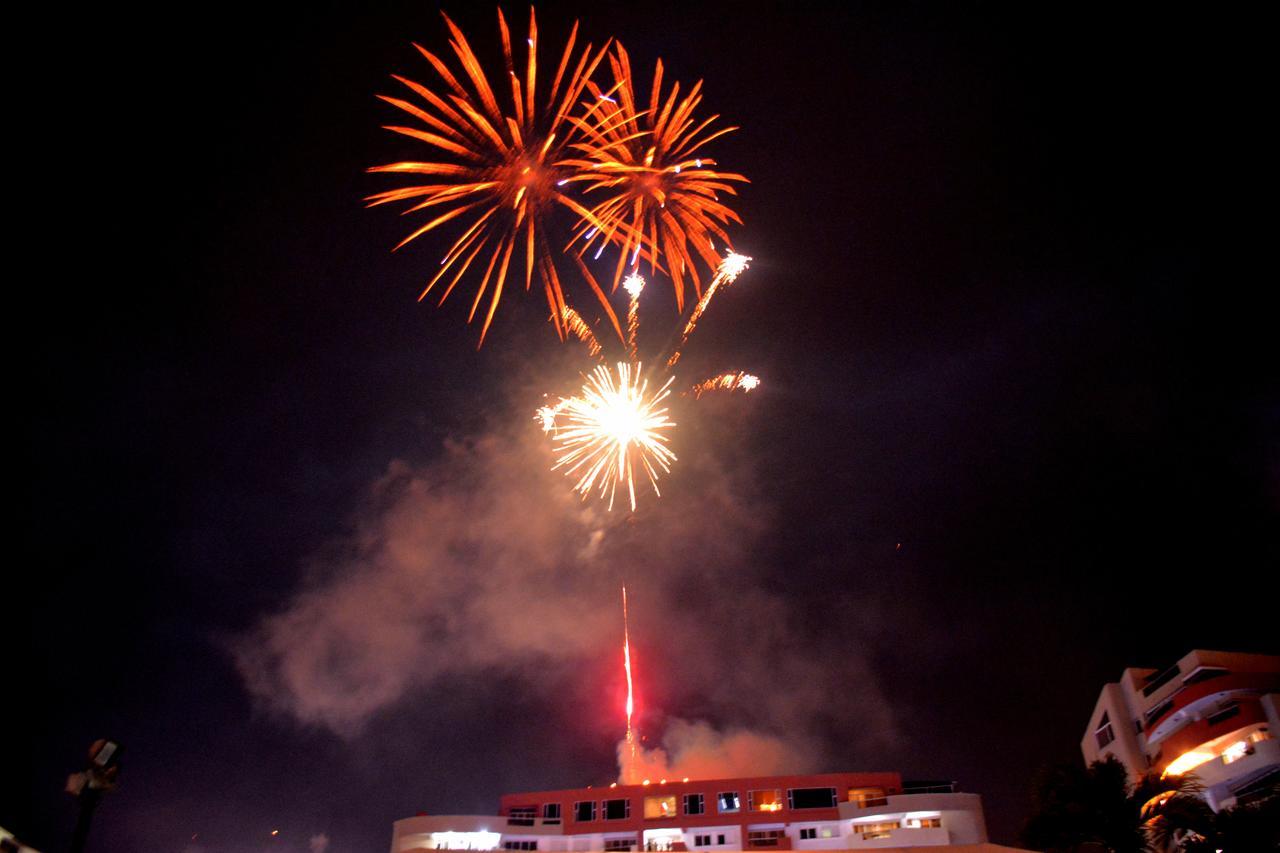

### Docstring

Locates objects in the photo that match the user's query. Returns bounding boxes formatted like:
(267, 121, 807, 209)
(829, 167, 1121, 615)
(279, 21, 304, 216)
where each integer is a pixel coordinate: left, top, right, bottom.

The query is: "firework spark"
(689, 371, 760, 399)
(562, 44, 749, 307)
(368, 9, 623, 344)
(540, 362, 676, 512)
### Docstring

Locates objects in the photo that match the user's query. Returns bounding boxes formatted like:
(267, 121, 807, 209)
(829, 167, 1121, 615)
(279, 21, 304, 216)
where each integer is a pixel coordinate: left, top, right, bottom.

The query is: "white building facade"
(391, 773, 997, 852)
(1081, 649, 1280, 811)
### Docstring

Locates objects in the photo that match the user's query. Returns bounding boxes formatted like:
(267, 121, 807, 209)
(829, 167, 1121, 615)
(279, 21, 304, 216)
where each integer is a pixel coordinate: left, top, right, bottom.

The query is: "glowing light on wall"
(1163, 750, 1215, 777)
(428, 831, 502, 850)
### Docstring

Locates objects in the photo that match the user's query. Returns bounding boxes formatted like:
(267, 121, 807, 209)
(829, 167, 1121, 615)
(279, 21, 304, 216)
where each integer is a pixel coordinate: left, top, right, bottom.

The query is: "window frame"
(717, 791, 741, 814)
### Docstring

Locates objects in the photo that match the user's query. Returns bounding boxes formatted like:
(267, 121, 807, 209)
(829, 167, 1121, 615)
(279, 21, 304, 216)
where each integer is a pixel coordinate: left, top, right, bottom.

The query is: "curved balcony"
(1145, 673, 1280, 742)
(1152, 702, 1268, 775)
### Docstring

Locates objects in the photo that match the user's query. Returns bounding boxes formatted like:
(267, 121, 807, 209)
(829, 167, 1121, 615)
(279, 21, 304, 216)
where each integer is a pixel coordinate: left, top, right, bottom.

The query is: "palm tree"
(1021, 756, 1216, 853)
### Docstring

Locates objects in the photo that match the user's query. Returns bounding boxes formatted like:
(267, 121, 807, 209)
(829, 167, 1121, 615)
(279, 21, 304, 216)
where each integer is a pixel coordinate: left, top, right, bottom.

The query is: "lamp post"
(65, 739, 121, 853)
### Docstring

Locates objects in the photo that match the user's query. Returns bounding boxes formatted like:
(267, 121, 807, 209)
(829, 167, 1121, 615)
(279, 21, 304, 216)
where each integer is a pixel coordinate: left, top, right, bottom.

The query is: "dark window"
(542, 803, 561, 824)
(694, 835, 711, 847)
(1142, 663, 1182, 697)
(509, 807, 536, 826)
(789, 787, 838, 809)
(799, 828, 817, 840)
(603, 839, 635, 852)
(503, 842, 537, 850)
(683, 793, 705, 815)
(717, 792, 740, 813)
(1207, 703, 1240, 727)
(747, 830, 785, 847)
(575, 801, 597, 822)
(1095, 712, 1115, 749)
(717, 836, 725, 845)
(1145, 699, 1175, 727)
(1184, 667, 1229, 686)
(603, 798, 631, 820)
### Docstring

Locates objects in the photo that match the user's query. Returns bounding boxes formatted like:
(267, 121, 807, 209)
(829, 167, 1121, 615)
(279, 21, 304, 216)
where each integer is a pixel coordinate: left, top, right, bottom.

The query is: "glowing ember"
(541, 362, 677, 512)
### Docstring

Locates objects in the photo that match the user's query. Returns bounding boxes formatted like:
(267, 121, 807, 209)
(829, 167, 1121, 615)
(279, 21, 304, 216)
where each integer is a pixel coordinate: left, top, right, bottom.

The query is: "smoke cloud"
(618, 719, 817, 782)
(233, 389, 899, 776)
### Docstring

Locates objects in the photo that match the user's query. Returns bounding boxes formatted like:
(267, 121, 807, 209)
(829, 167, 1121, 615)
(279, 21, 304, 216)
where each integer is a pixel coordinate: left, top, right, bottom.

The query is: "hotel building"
(1081, 649, 1280, 811)
(390, 771, 1003, 851)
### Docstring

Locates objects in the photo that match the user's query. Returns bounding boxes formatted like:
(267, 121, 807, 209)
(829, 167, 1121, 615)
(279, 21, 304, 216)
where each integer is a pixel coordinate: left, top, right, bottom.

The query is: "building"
(390, 771, 1006, 851)
(1081, 649, 1280, 811)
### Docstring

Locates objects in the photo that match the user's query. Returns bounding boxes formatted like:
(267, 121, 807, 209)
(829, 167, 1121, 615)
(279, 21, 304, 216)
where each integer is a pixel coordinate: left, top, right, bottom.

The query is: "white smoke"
(233, 395, 899, 767)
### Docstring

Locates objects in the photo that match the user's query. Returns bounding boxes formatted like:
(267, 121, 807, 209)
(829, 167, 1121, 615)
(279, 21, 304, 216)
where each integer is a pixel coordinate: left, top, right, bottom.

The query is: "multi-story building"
(1081, 649, 1280, 811)
(390, 771, 999, 851)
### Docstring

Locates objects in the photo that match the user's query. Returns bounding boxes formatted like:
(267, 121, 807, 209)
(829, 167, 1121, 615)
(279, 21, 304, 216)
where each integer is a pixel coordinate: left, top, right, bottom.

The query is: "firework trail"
(667, 252, 751, 367)
(689, 371, 760, 399)
(622, 584, 638, 784)
(561, 305, 602, 358)
(623, 272, 644, 360)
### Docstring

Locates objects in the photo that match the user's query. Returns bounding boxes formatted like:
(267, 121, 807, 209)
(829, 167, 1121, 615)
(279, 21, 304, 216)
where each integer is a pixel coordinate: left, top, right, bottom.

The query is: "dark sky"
(16, 2, 1276, 852)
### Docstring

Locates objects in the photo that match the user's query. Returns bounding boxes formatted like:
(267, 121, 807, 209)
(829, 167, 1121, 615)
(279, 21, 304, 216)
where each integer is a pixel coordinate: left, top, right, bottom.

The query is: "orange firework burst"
(368, 9, 624, 344)
(562, 44, 749, 308)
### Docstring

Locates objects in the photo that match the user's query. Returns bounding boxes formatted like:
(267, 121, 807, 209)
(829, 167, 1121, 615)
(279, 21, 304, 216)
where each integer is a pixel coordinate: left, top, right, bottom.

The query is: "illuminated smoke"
(617, 719, 817, 783)
(233, 394, 899, 768)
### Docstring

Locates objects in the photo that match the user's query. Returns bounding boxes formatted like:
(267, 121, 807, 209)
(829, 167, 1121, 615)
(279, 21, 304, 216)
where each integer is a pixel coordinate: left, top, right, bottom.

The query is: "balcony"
(1153, 704, 1269, 772)
(1144, 673, 1280, 741)
(845, 827, 950, 848)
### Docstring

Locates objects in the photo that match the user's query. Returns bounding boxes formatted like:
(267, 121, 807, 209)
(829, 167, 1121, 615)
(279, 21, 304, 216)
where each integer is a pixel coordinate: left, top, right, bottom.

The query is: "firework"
(368, 9, 624, 344)
(540, 362, 676, 512)
(689, 371, 760, 399)
(667, 252, 751, 366)
(562, 44, 749, 308)
(538, 250, 759, 511)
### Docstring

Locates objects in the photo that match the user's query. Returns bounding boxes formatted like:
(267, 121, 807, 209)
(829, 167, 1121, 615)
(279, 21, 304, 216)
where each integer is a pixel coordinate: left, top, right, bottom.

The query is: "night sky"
(16, 3, 1276, 853)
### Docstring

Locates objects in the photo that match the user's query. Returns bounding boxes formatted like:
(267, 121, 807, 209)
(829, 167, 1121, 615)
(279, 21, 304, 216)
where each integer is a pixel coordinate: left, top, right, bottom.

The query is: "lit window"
(717, 792, 740, 813)
(856, 821, 900, 840)
(643, 796, 677, 819)
(683, 793, 705, 816)
(1222, 741, 1252, 764)
(846, 788, 886, 808)
(749, 789, 783, 812)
